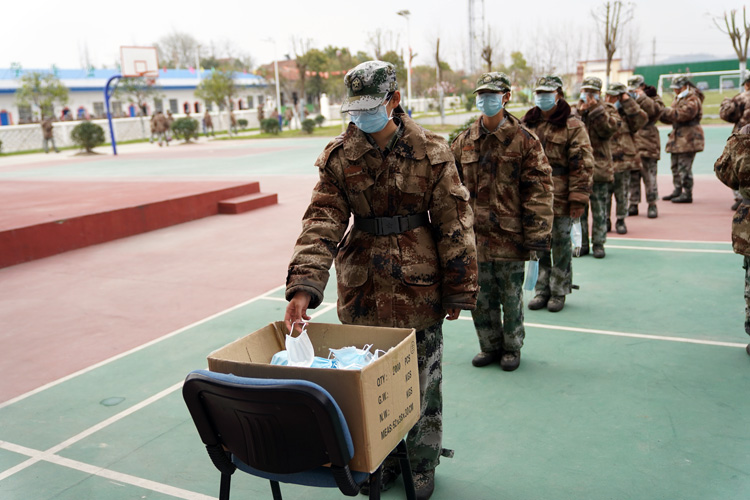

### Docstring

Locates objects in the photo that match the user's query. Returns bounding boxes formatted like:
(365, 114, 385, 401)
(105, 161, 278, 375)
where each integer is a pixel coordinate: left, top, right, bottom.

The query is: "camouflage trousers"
(405, 321, 444, 473)
(536, 216, 573, 297)
(607, 171, 630, 220)
(587, 182, 610, 246)
(744, 257, 750, 336)
(670, 152, 695, 192)
(630, 157, 659, 204)
(472, 261, 526, 353)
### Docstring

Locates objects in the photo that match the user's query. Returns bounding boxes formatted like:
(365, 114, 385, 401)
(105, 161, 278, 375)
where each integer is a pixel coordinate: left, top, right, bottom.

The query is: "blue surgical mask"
(350, 105, 391, 133)
(330, 345, 380, 370)
(614, 100, 622, 110)
(629, 92, 638, 100)
(476, 93, 504, 117)
(535, 93, 556, 111)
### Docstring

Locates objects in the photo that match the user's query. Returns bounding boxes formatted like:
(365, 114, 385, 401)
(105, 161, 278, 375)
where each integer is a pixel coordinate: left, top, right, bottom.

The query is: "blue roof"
(0, 67, 266, 84)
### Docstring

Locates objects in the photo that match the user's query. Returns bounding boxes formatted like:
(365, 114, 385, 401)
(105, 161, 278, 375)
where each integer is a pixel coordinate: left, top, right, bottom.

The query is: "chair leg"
(368, 467, 382, 500)
(396, 440, 416, 500)
(270, 480, 282, 500)
(219, 473, 231, 500)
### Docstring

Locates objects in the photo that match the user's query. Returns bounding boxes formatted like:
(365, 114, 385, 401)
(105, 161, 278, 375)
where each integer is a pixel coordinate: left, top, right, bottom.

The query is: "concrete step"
(218, 192, 279, 214)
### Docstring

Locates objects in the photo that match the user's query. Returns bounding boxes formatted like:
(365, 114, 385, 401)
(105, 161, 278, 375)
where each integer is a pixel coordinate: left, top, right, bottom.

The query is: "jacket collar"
(342, 109, 426, 162)
(469, 112, 519, 144)
(522, 98, 571, 128)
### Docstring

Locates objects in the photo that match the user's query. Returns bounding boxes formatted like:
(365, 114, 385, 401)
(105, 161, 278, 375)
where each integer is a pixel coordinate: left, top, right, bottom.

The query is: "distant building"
(0, 67, 268, 126)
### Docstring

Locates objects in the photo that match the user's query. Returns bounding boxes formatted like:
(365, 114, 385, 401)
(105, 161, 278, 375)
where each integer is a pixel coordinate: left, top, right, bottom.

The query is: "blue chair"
(182, 370, 416, 500)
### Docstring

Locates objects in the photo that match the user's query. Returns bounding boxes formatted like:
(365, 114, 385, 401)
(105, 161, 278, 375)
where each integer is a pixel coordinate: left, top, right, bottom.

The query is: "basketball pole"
(104, 74, 121, 155)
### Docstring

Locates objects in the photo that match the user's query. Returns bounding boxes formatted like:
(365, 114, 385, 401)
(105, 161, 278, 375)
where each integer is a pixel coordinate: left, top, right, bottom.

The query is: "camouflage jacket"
(153, 114, 169, 133)
(715, 127, 750, 256)
(522, 99, 594, 216)
(634, 88, 665, 159)
(610, 97, 648, 172)
(576, 102, 618, 183)
(660, 88, 705, 154)
(719, 89, 750, 133)
(286, 110, 478, 331)
(451, 113, 554, 262)
(41, 119, 54, 139)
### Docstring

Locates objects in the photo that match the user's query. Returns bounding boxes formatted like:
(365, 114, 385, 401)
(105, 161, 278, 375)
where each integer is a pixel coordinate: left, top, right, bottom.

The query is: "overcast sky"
(1, 0, 744, 72)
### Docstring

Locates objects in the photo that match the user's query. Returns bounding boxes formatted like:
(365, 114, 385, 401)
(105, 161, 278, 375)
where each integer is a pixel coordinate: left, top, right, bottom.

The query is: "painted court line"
(608, 237, 731, 245)
(0, 284, 287, 411)
(606, 244, 733, 254)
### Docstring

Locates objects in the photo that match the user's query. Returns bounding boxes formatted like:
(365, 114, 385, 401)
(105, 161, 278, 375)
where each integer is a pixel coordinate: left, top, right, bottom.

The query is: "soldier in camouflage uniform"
(714, 123, 750, 357)
(522, 75, 594, 312)
(604, 82, 648, 235)
(575, 76, 618, 259)
(719, 74, 750, 209)
(627, 75, 665, 219)
(284, 61, 478, 500)
(660, 75, 705, 204)
(451, 72, 553, 371)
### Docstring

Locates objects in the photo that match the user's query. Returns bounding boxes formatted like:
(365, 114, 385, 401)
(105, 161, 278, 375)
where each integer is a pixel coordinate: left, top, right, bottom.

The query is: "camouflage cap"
(474, 72, 511, 93)
(627, 74, 645, 90)
(534, 75, 563, 92)
(606, 82, 627, 96)
(670, 75, 691, 89)
(580, 76, 603, 91)
(341, 61, 398, 112)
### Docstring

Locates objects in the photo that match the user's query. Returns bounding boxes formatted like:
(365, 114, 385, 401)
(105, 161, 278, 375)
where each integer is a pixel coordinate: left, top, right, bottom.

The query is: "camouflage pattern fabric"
(670, 152, 696, 193)
(745, 257, 750, 336)
(714, 130, 750, 256)
(41, 118, 54, 139)
(719, 89, 750, 133)
(471, 261, 526, 353)
(660, 88, 705, 153)
(406, 321, 444, 473)
(474, 72, 511, 93)
(451, 113, 554, 261)
(575, 101, 618, 183)
(534, 75, 564, 92)
(607, 171, 630, 219)
(610, 97, 648, 173)
(535, 216, 573, 297)
(634, 93, 665, 159)
(341, 61, 398, 112)
(590, 182, 610, 245)
(581, 203, 590, 249)
(630, 157, 659, 204)
(286, 110, 478, 332)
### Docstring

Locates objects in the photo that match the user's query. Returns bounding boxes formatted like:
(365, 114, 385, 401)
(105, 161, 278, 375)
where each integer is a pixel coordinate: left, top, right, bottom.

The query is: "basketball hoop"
(145, 76, 157, 87)
(120, 46, 159, 80)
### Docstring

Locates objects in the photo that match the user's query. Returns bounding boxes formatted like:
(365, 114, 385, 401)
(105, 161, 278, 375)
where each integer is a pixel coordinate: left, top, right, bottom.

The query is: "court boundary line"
(606, 245, 733, 254)
(607, 237, 730, 245)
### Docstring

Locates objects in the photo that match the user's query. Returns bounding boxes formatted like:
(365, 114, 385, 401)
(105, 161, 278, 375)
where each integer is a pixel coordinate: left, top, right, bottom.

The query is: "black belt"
(551, 166, 569, 176)
(354, 213, 430, 236)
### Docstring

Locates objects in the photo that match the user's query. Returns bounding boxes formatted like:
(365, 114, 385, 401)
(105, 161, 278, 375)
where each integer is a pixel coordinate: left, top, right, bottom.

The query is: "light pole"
(397, 9, 412, 116)
(263, 38, 283, 130)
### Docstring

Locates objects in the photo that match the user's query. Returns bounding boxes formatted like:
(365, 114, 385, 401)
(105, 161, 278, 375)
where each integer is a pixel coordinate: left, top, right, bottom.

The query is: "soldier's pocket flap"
(401, 263, 439, 286)
(461, 149, 479, 164)
(337, 264, 369, 287)
(498, 216, 523, 233)
(395, 173, 430, 194)
(344, 170, 375, 193)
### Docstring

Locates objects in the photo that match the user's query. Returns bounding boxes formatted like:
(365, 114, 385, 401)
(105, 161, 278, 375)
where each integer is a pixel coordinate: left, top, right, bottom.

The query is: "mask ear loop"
(290, 319, 308, 337)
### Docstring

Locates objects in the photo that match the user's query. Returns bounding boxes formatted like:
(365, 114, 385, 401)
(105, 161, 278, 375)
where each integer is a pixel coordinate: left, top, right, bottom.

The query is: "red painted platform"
(0, 178, 278, 268)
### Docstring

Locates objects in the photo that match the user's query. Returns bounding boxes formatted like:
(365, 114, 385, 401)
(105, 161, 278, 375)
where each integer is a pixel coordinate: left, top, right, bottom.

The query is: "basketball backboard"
(120, 46, 159, 78)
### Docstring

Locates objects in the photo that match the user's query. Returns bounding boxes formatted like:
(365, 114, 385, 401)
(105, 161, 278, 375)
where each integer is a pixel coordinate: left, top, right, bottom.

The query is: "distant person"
(149, 113, 157, 144)
(451, 72, 553, 371)
(203, 111, 214, 137)
(166, 110, 175, 141)
(41, 117, 59, 153)
(575, 76, 618, 258)
(660, 75, 705, 204)
(153, 111, 169, 147)
(229, 110, 238, 135)
(719, 74, 750, 209)
(714, 123, 750, 357)
(257, 104, 265, 121)
(627, 75, 665, 219)
(522, 75, 594, 312)
(604, 82, 648, 235)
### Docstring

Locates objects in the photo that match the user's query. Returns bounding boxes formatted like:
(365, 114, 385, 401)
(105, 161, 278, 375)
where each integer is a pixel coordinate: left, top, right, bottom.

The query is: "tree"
(155, 32, 199, 69)
(71, 122, 105, 153)
(15, 72, 69, 120)
(480, 26, 502, 73)
(592, 1, 634, 86)
(713, 7, 750, 83)
(114, 77, 163, 137)
(194, 70, 236, 131)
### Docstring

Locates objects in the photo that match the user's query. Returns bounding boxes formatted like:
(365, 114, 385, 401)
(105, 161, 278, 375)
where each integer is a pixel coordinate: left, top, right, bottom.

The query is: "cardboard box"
(207, 321, 420, 473)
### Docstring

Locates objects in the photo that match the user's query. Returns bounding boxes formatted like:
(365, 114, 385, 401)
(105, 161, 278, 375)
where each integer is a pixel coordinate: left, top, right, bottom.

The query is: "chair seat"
(232, 456, 370, 488)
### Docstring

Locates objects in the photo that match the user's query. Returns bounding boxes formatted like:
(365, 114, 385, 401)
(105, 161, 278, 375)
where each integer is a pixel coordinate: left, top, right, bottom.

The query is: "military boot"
(592, 244, 606, 259)
(413, 469, 435, 500)
(672, 191, 692, 203)
(360, 465, 400, 495)
(615, 218, 627, 234)
(472, 350, 502, 367)
(746, 343, 750, 356)
(547, 295, 565, 312)
(500, 351, 521, 371)
(662, 188, 681, 201)
(528, 295, 549, 310)
(647, 203, 658, 218)
(628, 204, 638, 216)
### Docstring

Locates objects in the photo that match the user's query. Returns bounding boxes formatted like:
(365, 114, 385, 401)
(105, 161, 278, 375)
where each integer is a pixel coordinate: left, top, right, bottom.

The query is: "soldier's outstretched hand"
(445, 308, 461, 321)
(285, 291, 312, 333)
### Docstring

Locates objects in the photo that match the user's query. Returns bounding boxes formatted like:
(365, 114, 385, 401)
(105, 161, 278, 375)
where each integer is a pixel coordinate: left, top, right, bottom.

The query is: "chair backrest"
(182, 370, 354, 475)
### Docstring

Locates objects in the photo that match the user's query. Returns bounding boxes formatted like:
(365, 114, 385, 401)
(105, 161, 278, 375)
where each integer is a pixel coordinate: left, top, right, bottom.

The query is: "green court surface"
(1, 238, 749, 500)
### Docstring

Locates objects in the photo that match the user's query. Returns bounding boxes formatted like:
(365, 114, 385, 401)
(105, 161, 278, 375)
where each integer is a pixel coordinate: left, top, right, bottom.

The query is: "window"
(93, 102, 104, 117)
(18, 105, 32, 123)
(194, 102, 201, 113)
(154, 98, 163, 113)
(112, 101, 122, 117)
(169, 99, 178, 114)
(258, 95, 264, 106)
(247, 95, 254, 108)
